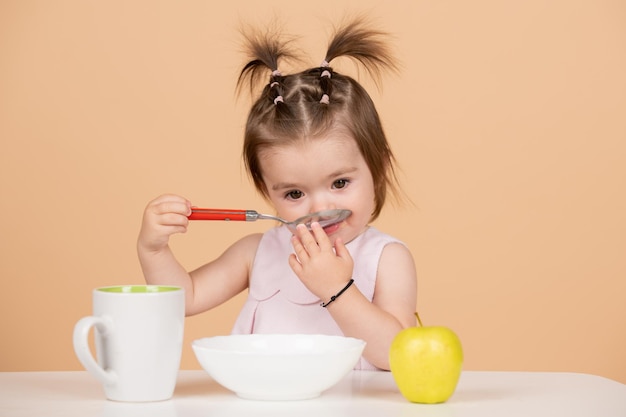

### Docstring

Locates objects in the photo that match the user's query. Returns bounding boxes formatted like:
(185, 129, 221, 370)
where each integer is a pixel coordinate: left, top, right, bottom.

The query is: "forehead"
(258, 134, 365, 183)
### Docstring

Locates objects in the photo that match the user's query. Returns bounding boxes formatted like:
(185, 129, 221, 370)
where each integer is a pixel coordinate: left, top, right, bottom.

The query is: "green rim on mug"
(98, 285, 181, 293)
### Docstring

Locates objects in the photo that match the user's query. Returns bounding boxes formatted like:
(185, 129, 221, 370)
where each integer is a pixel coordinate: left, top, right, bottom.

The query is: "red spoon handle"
(188, 208, 248, 221)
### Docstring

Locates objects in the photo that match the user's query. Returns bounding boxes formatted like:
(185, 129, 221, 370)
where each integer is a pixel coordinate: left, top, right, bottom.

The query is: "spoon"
(188, 208, 351, 232)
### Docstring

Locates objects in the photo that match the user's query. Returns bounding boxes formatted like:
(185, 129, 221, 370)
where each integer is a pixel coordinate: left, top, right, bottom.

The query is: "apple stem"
(415, 311, 423, 327)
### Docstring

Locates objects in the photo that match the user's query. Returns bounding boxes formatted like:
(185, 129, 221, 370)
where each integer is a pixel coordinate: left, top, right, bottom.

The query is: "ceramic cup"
(73, 285, 185, 402)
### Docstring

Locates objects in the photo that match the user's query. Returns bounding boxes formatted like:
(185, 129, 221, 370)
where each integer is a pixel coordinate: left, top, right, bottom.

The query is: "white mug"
(73, 285, 185, 402)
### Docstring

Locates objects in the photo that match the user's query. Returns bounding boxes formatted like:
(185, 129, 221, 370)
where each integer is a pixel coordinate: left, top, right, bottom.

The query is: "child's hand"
(138, 194, 192, 253)
(288, 222, 354, 302)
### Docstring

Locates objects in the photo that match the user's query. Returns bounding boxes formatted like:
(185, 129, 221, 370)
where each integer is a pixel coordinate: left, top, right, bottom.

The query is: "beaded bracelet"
(320, 279, 354, 308)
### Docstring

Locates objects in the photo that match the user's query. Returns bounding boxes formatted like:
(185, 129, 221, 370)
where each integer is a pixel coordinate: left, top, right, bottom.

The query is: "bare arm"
(137, 194, 258, 315)
(137, 195, 194, 305)
(185, 232, 261, 315)
(323, 242, 417, 369)
(289, 223, 417, 370)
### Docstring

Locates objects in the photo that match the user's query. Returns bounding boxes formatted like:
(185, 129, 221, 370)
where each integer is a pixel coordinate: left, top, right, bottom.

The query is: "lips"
(322, 222, 342, 235)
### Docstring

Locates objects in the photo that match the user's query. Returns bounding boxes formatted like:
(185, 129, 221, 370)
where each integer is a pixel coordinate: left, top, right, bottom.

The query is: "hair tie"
(271, 69, 282, 77)
(320, 94, 329, 105)
(270, 81, 279, 88)
(321, 70, 331, 78)
(273, 95, 284, 105)
(320, 60, 330, 68)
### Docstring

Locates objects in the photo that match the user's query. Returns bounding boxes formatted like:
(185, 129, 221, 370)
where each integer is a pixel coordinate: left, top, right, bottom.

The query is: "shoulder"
(236, 232, 264, 246)
(359, 226, 404, 245)
(348, 227, 410, 272)
(353, 227, 408, 255)
(373, 234, 417, 327)
(220, 232, 264, 265)
(370, 228, 416, 286)
(380, 241, 415, 270)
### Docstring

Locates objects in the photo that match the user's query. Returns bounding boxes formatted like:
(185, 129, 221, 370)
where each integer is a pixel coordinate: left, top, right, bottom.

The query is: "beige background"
(1, 1, 625, 383)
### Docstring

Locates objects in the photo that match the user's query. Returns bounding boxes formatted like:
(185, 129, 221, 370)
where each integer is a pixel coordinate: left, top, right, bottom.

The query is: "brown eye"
(286, 190, 304, 200)
(333, 179, 349, 189)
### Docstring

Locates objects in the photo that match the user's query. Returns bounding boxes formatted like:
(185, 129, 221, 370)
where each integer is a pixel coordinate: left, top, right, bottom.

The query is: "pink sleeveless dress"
(231, 226, 404, 370)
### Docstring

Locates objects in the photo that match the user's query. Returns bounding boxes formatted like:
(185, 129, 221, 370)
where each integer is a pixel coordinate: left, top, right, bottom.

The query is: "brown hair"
(237, 17, 400, 220)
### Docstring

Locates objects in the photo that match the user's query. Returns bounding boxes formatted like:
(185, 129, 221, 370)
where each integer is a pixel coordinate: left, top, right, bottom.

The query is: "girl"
(137, 18, 417, 370)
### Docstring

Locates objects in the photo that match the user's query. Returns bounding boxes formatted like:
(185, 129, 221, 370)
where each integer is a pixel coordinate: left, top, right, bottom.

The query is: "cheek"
(356, 179, 377, 207)
(267, 198, 298, 219)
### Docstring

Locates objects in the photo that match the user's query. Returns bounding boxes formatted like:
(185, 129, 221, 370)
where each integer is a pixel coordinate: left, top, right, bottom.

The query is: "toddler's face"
(258, 132, 376, 244)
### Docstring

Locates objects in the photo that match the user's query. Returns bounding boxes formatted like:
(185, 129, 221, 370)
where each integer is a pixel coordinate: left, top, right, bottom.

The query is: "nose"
(309, 196, 336, 214)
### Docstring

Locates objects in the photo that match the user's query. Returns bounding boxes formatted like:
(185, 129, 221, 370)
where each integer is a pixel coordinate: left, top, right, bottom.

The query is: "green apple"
(389, 312, 463, 403)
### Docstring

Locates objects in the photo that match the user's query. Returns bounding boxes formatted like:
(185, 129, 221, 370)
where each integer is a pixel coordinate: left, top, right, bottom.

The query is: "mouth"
(322, 221, 342, 235)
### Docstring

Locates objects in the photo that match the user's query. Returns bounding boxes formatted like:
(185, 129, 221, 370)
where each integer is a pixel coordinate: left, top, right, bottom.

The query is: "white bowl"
(192, 334, 366, 401)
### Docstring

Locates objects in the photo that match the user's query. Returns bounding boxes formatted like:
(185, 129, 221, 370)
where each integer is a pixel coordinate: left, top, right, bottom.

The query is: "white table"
(1, 370, 625, 417)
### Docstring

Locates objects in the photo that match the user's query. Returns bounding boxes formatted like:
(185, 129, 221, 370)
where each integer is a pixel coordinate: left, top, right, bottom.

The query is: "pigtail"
(323, 16, 398, 86)
(314, 16, 397, 112)
(236, 27, 299, 102)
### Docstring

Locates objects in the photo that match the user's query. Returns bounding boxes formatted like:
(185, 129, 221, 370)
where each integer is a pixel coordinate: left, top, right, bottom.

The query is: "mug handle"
(73, 316, 116, 386)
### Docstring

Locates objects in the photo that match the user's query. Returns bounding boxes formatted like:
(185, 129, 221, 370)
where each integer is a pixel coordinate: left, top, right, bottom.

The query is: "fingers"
(333, 236, 352, 262)
(148, 194, 192, 218)
(138, 194, 192, 252)
(290, 222, 339, 270)
(146, 195, 191, 228)
(310, 222, 333, 251)
(288, 223, 354, 300)
(288, 253, 303, 275)
(290, 232, 310, 264)
(292, 222, 332, 252)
